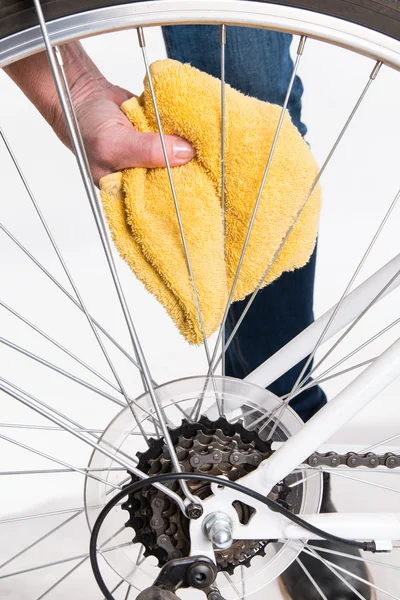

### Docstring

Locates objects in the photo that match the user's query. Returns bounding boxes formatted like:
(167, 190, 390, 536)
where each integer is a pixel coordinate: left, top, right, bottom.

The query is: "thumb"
(113, 128, 196, 170)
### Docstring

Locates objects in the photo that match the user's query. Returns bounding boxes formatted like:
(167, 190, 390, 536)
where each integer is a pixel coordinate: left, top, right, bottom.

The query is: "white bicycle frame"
(191, 253, 400, 556)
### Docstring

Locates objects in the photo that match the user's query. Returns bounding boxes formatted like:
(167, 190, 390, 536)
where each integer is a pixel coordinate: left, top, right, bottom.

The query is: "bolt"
(153, 498, 163, 508)
(331, 456, 340, 466)
(187, 503, 203, 520)
(232, 453, 240, 463)
(191, 456, 201, 466)
(203, 512, 233, 550)
(349, 457, 357, 466)
(213, 451, 221, 461)
(252, 454, 260, 464)
(208, 593, 220, 600)
(310, 456, 319, 466)
(387, 456, 397, 468)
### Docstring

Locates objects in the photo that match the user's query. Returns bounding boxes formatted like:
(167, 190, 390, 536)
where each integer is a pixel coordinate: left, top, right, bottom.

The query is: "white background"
(1, 19, 400, 599)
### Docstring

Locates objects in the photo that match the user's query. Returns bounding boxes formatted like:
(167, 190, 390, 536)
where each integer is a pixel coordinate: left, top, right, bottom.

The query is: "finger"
(110, 129, 196, 170)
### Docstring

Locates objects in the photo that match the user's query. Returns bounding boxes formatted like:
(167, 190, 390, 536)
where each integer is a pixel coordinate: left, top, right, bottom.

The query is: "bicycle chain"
(306, 450, 400, 469)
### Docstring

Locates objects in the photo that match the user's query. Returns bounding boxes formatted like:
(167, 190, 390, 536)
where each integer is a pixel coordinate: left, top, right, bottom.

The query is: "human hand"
(5, 42, 195, 186)
(58, 79, 195, 186)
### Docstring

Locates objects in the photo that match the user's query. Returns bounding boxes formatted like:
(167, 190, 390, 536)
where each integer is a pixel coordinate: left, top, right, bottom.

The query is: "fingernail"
(173, 140, 195, 160)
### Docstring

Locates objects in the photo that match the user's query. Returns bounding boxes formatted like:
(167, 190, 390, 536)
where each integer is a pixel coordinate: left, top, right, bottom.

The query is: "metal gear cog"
(122, 416, 295, 574)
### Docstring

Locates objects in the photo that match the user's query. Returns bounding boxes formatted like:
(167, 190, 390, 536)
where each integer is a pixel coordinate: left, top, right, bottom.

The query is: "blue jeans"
(162, 25, 327, 421)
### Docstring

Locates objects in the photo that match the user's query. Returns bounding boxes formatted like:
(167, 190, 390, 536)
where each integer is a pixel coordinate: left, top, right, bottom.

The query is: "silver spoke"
(362, 432, 400, 454)
(269, 257, 397, 441)
(0, 508, 84, 571)
(323, 468, 400, 494)
(0, 337, 162, 430)
(137, 27, 212, 363)
(296, 556, 328, 600)
(0, 506, 83, 525)
(209, 36, 307, 378)
(281, 357, 376, 400)
(124, 586, 133, 600)
(108, 579, 125, 597)
(0, 219, 148, 380)
(0, 377, 186, 510)
(220, 23, 227, 382)
(222, 571, 242, 599)
(0, 298, 131, 396)
(34, 528, 133, 600)
(292, 265, 400, 396)
(309, 543, 400, 572)
(305, 544, 400, 600)
(0, 432, 121, 489)
(0, 335, 126, 406)
(213, 60, 382, 377)
(2, 553, 91, 580)
(33, 0, 173, 454)
(286, 314, 400, 402)
(0, 127, 134, 412)
(286, 128, 394, 399)
(0, 423, 153, 435)
(0, 540, 130, 579)
(302, 545, 367, 600)
(240, 565, 246, 600)
(0, 467, 124, 476)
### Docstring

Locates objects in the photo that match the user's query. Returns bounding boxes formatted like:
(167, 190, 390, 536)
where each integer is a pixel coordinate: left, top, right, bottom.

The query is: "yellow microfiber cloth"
(100, 59, 322, 345)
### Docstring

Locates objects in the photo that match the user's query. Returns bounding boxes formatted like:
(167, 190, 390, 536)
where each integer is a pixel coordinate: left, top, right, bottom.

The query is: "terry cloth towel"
(100, 59, 322, 345)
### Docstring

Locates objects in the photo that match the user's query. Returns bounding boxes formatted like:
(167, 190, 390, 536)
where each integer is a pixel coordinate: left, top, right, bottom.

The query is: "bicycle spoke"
(296, 556, 328, 600)
(0, 377, 186, 510)
(281, 357, 376, 400)
(0, 506, 83, 525)
(0, 423, 152, 435)
(302, 545, 367, 600)
(287, 316, 400, 402)
(240, 564, 246, 600)
(304, 544, 400, 600)
(0, 335, 123, 407)
(0, 508, 84, 571)
(286, 129, 394, 399)
(220, 23, 227, 382)
(0, 432, 121, 489)
(0, 337, 162, 432)
(308, 543, 400, 572)
(137, 27, 211, 364)
(293, 262, 400, 396)
(0, 220, 148, 379)
(362, 432, 400, 453)
(268, 245, 397, 441)
(0, 298, 131, 396)
(0, 128, 133, 411)
(33, 0, 175, 456)
(208, 36, 307, 379)
(0, 467, 124, 476)
(222, 571, 242, 599)
(108, 579, 125, 597)
(124, 585, 132, 600)
(324, 468, 400, 494)
(213, 60, 383, 377)
(34, 528, 134, 600)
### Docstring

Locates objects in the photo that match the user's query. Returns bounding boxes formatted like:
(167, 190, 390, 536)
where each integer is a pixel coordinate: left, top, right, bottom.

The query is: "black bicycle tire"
(0, 0, 399, 43)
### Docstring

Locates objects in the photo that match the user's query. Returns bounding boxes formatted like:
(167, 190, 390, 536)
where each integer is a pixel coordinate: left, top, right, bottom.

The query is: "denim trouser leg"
(162, 25, 327, 422)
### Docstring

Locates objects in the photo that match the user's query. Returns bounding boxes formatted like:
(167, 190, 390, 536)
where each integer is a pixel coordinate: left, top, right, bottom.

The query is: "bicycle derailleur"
(137, 554, 224, 600)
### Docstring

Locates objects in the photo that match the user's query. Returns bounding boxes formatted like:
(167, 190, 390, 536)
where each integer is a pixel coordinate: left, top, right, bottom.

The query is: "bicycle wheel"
(0, 1, 400, 599)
